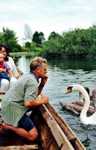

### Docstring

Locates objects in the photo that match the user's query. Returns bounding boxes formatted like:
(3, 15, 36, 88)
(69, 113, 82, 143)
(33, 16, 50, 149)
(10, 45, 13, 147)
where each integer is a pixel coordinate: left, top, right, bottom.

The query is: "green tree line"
(1, 26, 96, 59)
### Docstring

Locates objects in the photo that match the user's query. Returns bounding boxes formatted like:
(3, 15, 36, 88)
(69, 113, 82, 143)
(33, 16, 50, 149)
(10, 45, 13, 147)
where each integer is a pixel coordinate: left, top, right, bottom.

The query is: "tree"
(32, 31, 45, 46)
(0, 28, 22, 52)
(48, 31, 59, 40)
(39, 32, 45, 43)
(25, 42, 31, 48)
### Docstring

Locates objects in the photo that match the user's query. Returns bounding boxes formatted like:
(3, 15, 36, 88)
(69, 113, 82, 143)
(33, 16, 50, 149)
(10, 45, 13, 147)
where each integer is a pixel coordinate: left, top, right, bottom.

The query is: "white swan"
(66, 84, 96, 125)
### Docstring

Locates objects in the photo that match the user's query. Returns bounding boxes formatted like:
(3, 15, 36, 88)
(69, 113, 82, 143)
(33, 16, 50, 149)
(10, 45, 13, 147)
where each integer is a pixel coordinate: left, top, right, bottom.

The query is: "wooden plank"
(46, 103, 86, 150)
(40, 104, 74, 150)
(0, 145, 38, 150)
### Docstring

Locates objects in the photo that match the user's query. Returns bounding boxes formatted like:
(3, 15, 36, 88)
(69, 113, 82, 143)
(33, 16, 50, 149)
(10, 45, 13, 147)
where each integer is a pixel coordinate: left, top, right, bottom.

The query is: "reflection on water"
(18, 57, 96, 149)
(49, 58, 96, 71)
(17, 56, 29, 74)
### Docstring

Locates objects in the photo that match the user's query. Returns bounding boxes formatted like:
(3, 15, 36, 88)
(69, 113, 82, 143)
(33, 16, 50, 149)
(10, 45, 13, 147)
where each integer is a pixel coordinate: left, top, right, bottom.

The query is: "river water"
(18, 57, 96, 150)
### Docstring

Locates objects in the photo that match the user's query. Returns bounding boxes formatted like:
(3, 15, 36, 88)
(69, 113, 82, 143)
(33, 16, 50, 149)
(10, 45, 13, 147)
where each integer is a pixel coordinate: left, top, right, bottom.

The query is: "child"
(0, 53, 13, 81)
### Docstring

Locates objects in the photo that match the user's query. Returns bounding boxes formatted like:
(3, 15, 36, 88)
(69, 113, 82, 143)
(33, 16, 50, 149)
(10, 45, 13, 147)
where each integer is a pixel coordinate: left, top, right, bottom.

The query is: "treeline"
(1, 26, 96, 59)
(0, 28, 22, 52)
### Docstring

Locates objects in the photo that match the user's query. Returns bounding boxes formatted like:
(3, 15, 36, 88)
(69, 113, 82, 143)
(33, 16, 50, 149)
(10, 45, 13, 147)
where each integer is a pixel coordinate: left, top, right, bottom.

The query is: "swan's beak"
(65, 86, 72, 94)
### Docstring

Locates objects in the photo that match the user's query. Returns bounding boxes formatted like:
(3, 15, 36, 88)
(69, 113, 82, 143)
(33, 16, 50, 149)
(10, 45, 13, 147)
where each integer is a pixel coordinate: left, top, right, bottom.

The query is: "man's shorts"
(18, 114, 35, 131)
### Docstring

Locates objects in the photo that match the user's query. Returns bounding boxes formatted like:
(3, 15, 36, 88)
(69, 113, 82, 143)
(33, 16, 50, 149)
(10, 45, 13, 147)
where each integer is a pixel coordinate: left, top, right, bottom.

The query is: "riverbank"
(10, 52, 36, 58)
(10, 51, 96, 62)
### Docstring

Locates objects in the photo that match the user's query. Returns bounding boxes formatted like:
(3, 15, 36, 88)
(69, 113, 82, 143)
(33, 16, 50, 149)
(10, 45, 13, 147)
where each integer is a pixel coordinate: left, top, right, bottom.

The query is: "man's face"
(36, 63, 48, 78)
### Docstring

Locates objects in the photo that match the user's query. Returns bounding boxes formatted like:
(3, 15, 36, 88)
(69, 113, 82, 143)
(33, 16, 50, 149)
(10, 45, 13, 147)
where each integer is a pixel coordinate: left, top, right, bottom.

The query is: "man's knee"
(0, 79, 10, 92)
(29, 127, 38, 141)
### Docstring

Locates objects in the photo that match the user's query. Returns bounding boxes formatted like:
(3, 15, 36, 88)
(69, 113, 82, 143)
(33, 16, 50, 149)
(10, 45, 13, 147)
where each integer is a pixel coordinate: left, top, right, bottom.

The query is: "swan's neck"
(75, 85, 90, 117)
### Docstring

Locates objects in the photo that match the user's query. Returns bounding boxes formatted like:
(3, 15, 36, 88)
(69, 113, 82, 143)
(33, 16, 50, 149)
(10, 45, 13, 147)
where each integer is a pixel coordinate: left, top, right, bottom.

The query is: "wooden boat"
(0, 103, 85, 150)
(60, 101, 96, 116)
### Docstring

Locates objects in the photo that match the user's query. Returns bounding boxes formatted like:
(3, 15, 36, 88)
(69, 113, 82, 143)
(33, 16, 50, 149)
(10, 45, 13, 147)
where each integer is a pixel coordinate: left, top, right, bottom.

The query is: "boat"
(0, 103, 85, 150)
(60, 101, 96, 116)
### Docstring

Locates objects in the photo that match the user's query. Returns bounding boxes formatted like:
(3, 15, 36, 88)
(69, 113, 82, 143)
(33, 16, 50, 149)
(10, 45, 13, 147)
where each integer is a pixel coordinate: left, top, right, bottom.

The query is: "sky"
(0, 0, 96, 43)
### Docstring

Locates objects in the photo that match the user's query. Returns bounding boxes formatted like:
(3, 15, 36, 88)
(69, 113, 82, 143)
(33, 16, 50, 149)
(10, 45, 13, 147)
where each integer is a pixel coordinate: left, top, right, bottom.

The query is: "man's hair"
(30, 57, 47, 72)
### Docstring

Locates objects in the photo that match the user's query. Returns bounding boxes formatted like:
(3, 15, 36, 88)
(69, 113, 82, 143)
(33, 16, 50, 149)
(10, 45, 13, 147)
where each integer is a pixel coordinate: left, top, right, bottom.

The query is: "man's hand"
(38, 75, 48, 95)
(24, 95, 49, 108)
(38, 95, 48, 104)
(41, 75, 48, 85)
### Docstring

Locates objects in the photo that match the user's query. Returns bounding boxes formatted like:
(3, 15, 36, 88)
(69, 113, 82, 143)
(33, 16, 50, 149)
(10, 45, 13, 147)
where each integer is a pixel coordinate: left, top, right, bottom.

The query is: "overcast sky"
(0, 0, 96, 43)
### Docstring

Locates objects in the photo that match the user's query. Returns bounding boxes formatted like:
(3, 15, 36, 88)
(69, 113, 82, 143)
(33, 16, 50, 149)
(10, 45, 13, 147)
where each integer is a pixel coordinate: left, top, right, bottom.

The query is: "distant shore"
(10, 52, 36, 58)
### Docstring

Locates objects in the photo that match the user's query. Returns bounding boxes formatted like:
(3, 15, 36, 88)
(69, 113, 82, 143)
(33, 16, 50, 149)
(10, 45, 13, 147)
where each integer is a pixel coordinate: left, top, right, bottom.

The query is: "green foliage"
(42, 26, 96, 58)
(41, 31, 64, 58)
(25, 42, 31, 48)
(24, 41, 43, 55)
(32, 31, 45, 46)
(0, 28, 22, 52)
(1, 26, 96, 59)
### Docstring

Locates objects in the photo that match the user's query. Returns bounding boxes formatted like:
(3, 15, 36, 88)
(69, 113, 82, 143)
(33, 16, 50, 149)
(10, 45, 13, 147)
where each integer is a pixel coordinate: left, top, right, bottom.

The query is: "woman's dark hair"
(0, 44, 11, 61)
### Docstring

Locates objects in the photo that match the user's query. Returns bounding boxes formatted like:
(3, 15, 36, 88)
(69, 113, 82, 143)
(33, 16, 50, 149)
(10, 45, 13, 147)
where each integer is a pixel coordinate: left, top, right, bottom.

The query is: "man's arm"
(38, 76, 48, 95)
(0, 68, 6, 72)
(24, 95, 48, 108)
(8, 69, 14, 77)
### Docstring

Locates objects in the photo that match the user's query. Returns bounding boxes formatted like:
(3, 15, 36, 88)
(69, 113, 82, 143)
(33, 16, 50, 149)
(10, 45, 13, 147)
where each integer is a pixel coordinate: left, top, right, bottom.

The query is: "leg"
(1, 114, 38, 141)
(0, 124, 6, 134)
(2, 124, 38, 141)
(0, 79, 10, 92)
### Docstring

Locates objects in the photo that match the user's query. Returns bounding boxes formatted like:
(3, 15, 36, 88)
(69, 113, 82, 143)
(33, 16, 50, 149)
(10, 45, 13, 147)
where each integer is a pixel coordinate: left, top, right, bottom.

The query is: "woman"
(0, 44, 20, 93)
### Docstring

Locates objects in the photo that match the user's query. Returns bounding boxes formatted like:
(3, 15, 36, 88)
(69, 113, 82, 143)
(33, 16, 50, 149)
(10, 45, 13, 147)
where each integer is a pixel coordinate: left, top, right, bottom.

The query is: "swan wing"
(87, 112, 96, 125)
(81, 112, 96, 125)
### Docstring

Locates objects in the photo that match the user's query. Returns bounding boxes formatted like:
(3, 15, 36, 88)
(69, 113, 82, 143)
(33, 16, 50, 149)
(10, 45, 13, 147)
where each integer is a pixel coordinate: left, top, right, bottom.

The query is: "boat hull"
(0, 103, 85, 150)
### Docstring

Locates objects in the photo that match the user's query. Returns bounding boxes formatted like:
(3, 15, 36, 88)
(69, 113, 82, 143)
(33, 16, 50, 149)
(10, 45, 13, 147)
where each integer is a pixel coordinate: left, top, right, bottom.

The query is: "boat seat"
(0, 144, 38, 149)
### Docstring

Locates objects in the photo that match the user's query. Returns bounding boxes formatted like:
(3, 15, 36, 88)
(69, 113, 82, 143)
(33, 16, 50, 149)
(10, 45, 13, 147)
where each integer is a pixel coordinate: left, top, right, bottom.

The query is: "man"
(0, 57, 48, 141)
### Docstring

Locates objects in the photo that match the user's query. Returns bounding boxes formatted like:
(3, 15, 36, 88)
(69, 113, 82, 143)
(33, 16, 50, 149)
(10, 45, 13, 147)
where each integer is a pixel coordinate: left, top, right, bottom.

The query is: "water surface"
(44, 58, 96, 150)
